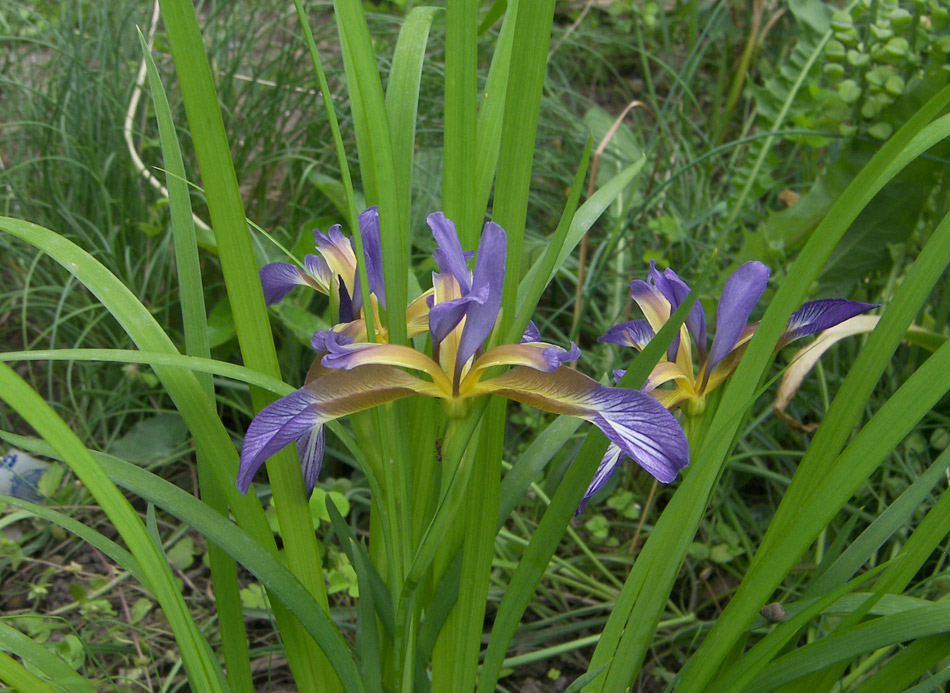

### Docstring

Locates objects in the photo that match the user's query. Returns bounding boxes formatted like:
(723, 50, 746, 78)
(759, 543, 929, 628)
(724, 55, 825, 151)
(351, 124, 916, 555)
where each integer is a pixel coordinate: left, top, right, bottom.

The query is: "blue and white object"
(0, 449, 49, 502)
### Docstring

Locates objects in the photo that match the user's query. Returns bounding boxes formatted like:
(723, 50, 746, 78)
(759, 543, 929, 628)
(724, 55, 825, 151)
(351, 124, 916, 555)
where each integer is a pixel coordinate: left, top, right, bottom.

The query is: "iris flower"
(238, 213, 689, 495)
(580, 260, 877, 511)
(259, 206, 432, 343)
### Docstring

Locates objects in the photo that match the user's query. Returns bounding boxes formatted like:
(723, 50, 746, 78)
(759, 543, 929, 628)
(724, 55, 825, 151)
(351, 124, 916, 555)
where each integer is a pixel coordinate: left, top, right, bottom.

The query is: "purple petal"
(598, 320, 655, 349)
(779, 299, 879, 348)
(429, 282, 490, 347)
(304, 254, 332, 287)
(428, 212, 472, 294)
(588, 387, 689, 484)
(663, 268, 707, 361)
(522, 321, 542, 344)
(647, 262, 681, 360)
(548, 342, 581, 367)
(311, 328, 355, 355)
(352, 206, 386, 310)
(296, 424, 326, 497)
(485, 367, 689, 485)
(337, 277, 355, 323)
(707, 261, 770, 374)
(260, 263, 313, 306)
(577, 444, 623, 515)
(455, 221, 506, 375)
(237, 389, 321, 493)
(612, 369, 626, 384)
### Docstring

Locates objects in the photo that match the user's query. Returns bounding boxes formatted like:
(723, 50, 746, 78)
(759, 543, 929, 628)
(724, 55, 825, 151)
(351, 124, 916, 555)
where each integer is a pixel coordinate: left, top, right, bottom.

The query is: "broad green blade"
(0, 621, 94, 692)
(750, 603, 950, 691)
(386, 6, 439, 237)
(138, 31, 251, 693)
(442, 0, 478, 246)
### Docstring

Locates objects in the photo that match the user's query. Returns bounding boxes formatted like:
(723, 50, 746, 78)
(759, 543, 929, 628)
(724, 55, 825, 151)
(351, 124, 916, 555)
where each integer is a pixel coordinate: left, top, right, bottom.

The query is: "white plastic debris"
(0, 449, 49, 502)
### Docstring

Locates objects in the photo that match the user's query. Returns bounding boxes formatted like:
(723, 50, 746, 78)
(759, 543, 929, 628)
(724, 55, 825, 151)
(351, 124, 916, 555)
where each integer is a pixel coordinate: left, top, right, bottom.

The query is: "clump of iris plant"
(580, 260, 878, 511)
(237, 210, 690, 496)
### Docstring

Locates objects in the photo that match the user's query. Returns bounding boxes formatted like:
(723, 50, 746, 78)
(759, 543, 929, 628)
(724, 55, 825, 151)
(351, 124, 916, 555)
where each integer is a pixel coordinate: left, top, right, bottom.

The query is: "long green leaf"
(386, 6, 439, 237)
(442, 0, 479, 246)
(0, 621, 94, 693)
(137, 31, 251, 692)
(750, 603, 950, 691)
(333, 0, 407, 344)
(146, 3, 337, 686)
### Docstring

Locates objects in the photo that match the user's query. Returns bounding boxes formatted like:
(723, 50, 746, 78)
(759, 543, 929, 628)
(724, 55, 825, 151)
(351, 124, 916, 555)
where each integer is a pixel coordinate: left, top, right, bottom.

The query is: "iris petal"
(629, 279, 672, 334)
(237, 388, 323, 493)
(577, 444, 624, 515)
(304, 254, 332, 289)
(237, 363, 439, 493)
(648, 261, 681, 361)
(598, 320, 655, 350)
(522, 321, 542, 344)
(260, 262, 322, 306)
(464, 342, 581, 391)
(429, 212, 472, 293)
(429, 283, 489, 346)
(778, 298, 878, 348)
(706, 261, 770, 375)
(477, 366, 689, 484)
(296, 424, 326, 497)
(663, 268, 707, 362)
(314, 224, 358, 296)
(351, 206, 386, 310)
(455, 222, 506, 378)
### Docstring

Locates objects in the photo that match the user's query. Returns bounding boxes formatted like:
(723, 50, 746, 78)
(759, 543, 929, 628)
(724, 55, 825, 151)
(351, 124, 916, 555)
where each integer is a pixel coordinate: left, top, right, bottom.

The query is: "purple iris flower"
(578, 260, 878, 512)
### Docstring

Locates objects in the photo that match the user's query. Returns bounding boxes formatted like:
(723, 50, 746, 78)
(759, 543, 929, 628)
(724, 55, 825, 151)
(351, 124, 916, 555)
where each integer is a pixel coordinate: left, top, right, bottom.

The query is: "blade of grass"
(804, 451, 950, 598)
(705, 565, 887, 693)
(0, 495, 147, 591)
(442, 0, 478, 246)
(800, 451, 950, 691)
(750, 603, 950, 691)
(386, 6, 439, 238)
(0, 640, 56, 693)
(0, 620, 95, 693)
(137, 31, 251, 692)
(852, 634, 950, 693)
(155, 2, 337, 687)
(507, 137, 592, 343)
(473, 0, 515, 224)
(516, 158, 646, 314)
(0, 364, 226, 692)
